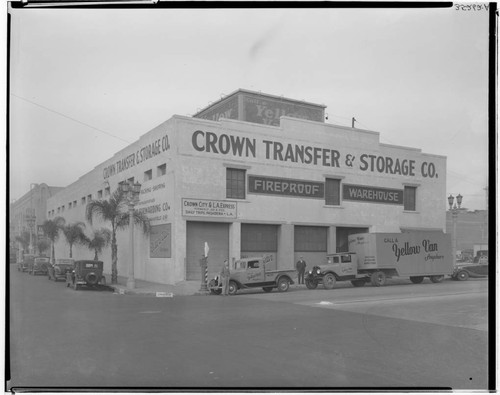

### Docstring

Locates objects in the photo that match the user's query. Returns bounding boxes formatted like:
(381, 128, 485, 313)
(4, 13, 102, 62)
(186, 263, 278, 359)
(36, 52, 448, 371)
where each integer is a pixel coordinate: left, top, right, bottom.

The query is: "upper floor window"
(226, 168, 246, 199)
(404, 186, 417, 211)
(325, 178, 341, 206)
(105, 187, 110, 197)
(98, 190, 103, 199)
(157, 164, 167, 177)
(144, 169, 153, 182)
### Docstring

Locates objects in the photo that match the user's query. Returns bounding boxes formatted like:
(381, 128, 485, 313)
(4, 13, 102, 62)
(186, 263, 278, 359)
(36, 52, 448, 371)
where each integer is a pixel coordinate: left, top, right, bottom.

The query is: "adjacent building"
(46, 89, 448, 284)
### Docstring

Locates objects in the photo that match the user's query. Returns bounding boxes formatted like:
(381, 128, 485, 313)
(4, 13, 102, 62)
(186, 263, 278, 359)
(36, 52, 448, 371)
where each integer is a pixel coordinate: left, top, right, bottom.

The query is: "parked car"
(29, 256, 51, 275)
(451, 259, 489, 281)
(18, 254, 35, 273)
(66, 260, 106, 290)
(48, 258, 74, 282)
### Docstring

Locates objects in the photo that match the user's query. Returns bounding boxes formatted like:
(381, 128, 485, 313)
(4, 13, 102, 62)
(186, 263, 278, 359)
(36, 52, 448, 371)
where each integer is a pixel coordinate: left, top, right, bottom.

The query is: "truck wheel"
(228, 281, 238, 295)
(323, 273, 336, 290)
(262, 287, 273, 293)
(305, 279, 318, 289)
(277, 278, 290, 292)
(456, 271, 469, 281)
(410, 276, 424, 284)
(370, 271, 386, 287)
(430, 275, 444, 283)
(351, 279, 365, 287)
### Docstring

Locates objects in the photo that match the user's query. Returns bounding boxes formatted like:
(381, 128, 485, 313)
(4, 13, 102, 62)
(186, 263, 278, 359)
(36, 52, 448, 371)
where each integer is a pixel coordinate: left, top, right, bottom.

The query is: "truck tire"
(456, 271, 469, 281)
(262, 287, 273, 293)
(305, 279, 318, 289)
(410, 276, 424, 284)
(228, 281, 238, 295)
(323, 273, 336, 289)
(430, 275, 444, 283)
(370, 271, 386, 287)
(351, 279, 365, 287)
(277, 277, 290, 292)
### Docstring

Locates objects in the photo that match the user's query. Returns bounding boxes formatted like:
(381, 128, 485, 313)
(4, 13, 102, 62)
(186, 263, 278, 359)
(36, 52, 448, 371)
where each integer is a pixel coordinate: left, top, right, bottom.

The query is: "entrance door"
(186, 221, 229, 280)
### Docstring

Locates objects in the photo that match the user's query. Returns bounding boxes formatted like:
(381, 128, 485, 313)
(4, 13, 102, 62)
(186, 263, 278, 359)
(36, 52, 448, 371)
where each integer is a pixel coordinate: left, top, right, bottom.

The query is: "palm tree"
(15, 231, 30, 257)
(61, 222, 87, 258)
(37, 239, 51, 256)
(84, 228, 112, 260)
(42, 216, 66, 263)
(86, 188, 150, 284)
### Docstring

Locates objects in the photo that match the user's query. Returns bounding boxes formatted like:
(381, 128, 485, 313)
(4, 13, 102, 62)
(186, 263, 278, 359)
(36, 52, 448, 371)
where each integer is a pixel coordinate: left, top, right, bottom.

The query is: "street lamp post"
(26, 210, 36, 255)
(120, 181, 142, 289)
(448, 193, 463, 264)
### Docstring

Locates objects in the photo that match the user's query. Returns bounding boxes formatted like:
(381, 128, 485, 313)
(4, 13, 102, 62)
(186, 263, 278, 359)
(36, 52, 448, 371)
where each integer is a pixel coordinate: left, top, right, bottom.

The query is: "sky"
(7, 5, 491, 210)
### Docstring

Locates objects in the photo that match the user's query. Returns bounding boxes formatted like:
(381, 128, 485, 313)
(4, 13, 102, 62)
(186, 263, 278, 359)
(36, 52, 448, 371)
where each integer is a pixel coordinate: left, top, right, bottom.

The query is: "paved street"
(8, 267, 489, 390)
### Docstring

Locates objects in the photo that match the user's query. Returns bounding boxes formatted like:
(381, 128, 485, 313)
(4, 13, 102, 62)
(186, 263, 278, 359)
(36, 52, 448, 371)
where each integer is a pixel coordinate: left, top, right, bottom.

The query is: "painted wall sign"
(182, 198, 237, 218)
(243, 96, 324, 126)
(150, 223, 171, 258)
(134, 182, 170, 222)
(102, 134, 171, 179)
(342, 184, 403, 205)
(190, 130, 440, 180)
(194, 96, 239, 122)
(248, 175, 325, 199)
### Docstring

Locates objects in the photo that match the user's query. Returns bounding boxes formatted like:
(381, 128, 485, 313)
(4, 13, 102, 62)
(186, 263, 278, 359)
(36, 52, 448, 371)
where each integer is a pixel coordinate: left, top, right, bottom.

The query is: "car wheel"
(262, 287, 273, 293)
(351, 279, 366, 287)
(277, 277, 290, 292)
(371, 271, 387, 287)
(430, 275, 444, 283)
(456, 270, 469, 281)
(410, 276, 424, 284)
(323, 273, 336, 290)
(228, 281, 238, 295)
(305, 279, 318, 289)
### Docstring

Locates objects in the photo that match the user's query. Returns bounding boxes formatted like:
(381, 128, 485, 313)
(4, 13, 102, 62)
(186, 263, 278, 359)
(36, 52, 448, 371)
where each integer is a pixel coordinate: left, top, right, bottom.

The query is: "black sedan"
(451, 259, 488, 281)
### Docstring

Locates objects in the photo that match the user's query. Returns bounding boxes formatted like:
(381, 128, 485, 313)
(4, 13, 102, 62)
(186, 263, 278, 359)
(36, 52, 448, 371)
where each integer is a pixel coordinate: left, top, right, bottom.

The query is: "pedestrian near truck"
(296, 256, 306, 285)
(221, 259, 231, 296)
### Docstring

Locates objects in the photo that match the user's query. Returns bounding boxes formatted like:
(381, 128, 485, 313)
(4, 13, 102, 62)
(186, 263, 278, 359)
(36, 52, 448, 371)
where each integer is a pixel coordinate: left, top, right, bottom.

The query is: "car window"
(248, 260, 260, 269)
(333, 256, 340, 264)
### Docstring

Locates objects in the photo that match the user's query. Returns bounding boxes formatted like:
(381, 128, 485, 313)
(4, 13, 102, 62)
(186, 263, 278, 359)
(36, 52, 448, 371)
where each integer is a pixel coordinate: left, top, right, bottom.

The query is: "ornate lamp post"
(120, 181, 142, 289)
(448, 193, 463, 264)
(26, 210, 36, 255)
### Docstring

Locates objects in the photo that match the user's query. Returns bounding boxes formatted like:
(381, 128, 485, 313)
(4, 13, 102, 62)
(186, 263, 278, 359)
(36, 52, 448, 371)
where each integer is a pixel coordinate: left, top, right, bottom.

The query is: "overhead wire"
(10, 93, 132, 145)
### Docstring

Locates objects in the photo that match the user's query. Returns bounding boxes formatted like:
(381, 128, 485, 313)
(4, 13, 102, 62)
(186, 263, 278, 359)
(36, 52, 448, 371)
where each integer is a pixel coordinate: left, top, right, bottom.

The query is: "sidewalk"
(107, 274, 208, 297)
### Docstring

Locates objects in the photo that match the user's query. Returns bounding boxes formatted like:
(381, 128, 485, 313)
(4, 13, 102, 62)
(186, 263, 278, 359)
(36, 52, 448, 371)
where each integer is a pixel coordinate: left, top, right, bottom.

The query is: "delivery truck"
(305, 231, 453, 289)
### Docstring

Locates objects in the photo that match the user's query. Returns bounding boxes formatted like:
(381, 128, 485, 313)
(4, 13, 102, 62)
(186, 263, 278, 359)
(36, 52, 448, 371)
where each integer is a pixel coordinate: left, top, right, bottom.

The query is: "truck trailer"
(305, 231, 453, 289)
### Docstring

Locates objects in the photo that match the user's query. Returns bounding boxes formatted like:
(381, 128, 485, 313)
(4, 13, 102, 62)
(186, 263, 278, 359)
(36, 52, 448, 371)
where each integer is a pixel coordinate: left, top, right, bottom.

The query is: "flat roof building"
(47, 90, 447, 284)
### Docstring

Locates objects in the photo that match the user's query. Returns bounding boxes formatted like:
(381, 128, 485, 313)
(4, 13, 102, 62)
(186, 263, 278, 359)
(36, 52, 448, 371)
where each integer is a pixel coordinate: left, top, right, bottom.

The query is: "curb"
(110, 285, 209, 297)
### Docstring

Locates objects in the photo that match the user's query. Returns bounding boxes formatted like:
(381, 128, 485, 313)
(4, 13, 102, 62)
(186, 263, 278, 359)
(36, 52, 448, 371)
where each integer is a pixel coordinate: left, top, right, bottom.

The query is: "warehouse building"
(47, 89, 447, 284)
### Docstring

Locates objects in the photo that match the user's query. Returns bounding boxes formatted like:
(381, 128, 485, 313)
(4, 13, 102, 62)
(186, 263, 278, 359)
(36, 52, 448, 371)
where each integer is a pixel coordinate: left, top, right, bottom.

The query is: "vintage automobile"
(18, 254, 35, 272)
(207, 256, 296, 295)
(451, 258, 489, 281)
(29, 256, 51, 275)
(66, 260, 106, 290)
(48, 258, 75, 282)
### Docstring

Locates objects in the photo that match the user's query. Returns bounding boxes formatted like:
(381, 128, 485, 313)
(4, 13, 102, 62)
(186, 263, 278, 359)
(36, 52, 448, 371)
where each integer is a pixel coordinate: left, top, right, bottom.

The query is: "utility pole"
(352, 117, 356, 128)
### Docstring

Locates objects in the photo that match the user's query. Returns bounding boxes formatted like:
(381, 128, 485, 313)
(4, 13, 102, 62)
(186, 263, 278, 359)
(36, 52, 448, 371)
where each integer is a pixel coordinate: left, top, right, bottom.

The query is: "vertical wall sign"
(150, 223, 172, 258)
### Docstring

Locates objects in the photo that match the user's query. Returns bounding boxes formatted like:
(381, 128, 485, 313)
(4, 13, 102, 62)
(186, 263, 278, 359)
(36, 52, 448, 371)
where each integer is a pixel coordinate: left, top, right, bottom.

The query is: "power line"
(10, 93, 132, 144)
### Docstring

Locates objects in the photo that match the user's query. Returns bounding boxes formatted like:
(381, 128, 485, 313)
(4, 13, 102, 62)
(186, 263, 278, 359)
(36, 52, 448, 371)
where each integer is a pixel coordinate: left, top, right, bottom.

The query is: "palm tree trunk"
(69, 244, 73, 258)
(51, 242, 55, 264)
(111, 241, 118, 284)
(94, 250, 98, 260)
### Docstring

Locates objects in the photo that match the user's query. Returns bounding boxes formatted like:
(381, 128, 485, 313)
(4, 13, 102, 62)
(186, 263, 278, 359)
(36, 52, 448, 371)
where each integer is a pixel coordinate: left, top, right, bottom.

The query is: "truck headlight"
(308, 270, 312, 275)
(316, 269, 321, 275)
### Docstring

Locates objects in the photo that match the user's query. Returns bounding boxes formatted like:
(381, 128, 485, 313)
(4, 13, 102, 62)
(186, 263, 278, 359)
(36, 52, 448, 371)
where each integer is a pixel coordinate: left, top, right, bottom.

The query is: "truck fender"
(323, 271, 339, 280)
(276, 275, 294, 285)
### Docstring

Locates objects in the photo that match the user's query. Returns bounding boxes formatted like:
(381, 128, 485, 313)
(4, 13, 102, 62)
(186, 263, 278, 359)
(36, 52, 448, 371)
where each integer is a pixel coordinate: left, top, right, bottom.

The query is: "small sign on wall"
(150, 223, 172, 258)
(182, 198, 237, 218)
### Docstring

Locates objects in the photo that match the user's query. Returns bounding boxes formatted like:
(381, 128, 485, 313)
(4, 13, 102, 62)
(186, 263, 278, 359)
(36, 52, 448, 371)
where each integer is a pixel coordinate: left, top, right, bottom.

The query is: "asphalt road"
(7, 267, 490, 391)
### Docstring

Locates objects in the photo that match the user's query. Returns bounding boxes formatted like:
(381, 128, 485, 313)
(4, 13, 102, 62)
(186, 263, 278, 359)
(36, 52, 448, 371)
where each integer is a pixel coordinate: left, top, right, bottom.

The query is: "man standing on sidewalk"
(221, 259, 231, 296)
(296, 256, 306, 285)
